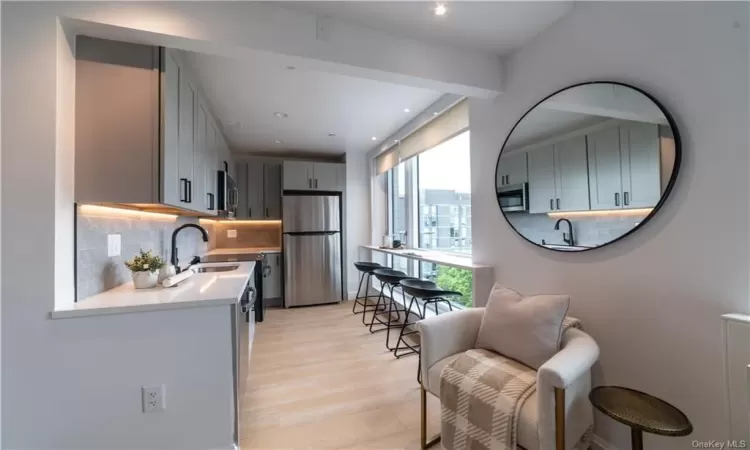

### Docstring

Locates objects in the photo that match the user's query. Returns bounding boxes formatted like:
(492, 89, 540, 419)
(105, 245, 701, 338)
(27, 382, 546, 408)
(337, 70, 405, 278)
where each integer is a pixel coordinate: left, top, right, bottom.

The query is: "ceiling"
(180, 50, 442, 155)
(505, 109, 605, 150)
(279, 1, 574, 55)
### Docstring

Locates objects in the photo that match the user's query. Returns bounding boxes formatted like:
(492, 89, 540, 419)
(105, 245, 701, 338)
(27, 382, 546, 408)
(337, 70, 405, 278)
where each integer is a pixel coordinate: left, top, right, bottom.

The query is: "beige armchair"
(418, 308, 600, 450)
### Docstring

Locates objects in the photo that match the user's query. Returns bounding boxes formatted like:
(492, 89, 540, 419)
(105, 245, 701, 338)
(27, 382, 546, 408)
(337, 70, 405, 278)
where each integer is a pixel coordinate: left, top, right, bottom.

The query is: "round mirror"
(495, 82, 681, 252)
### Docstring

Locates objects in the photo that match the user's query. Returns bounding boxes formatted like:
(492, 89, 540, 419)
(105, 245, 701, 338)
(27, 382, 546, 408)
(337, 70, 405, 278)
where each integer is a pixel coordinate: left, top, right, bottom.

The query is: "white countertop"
(51, 262, 254, 319)
(362, 245, 492, 270)
(204, 247, 281, 256)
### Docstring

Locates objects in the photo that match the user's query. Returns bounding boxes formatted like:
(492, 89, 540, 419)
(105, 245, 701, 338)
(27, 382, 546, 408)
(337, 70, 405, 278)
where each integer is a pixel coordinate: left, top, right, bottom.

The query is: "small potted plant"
(125, 249, 165, 289)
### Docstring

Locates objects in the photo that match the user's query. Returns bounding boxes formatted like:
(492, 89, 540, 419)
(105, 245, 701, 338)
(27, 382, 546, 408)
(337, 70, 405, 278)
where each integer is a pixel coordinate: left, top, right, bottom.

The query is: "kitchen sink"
(194, 265, 239, 273)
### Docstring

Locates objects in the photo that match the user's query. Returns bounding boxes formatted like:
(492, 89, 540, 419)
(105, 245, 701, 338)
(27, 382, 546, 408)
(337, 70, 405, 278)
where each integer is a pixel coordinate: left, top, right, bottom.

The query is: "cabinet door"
(620, 122, 661, 208)
(503, 152, 529, 185)
(178, 70, 197, 207)
(246, 161, 265, 219)
(162, 50, 182, 207)
(283, 161, 312, 190)
(235, 162, 249, 219)
(263, 254, 282, 299)
(554, 136, 590, 212)
(527, 146, 556, 213)
(204, 118, 218, 216)
(313, 162, 340, 191)
(587, 126, 623, 210)
(193, 101, 208, 213)
(263, 163, 282, 219)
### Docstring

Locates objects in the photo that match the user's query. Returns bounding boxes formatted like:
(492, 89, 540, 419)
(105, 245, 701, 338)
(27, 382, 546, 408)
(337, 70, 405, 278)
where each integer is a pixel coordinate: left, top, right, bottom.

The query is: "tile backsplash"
(212, 222, 281, 248)
(506, 211, 649, 248)
(76, 208, 214, 300)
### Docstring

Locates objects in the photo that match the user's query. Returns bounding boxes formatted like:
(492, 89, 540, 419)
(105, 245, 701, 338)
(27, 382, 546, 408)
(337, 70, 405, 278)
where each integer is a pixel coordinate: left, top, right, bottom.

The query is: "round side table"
(589, 386, 692, 450)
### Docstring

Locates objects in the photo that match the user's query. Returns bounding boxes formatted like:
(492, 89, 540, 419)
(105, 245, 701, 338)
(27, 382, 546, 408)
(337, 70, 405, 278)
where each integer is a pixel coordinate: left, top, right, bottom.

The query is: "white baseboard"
(591, 434, 620, 450)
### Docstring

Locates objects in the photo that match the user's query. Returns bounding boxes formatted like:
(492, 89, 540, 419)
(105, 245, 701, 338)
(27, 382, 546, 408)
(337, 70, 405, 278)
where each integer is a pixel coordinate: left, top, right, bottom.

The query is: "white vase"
(158, 265, 176, 284)
(132, 271, 158, 289)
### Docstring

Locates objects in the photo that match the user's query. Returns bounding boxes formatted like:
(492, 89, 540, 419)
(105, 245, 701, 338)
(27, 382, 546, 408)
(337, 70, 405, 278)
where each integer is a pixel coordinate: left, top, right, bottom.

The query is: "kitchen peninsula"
(49, 261, 255, 450)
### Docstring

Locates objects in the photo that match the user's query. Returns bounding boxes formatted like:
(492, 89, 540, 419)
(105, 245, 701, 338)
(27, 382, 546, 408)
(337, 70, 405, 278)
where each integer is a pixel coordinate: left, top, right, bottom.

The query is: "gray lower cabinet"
(263, 253, 282, 301)
(74, 36, 227, 215)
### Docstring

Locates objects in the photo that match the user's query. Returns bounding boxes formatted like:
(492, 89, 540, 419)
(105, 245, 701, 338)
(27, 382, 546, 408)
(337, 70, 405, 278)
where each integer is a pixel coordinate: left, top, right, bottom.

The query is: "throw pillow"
(475, 283, 570, 370)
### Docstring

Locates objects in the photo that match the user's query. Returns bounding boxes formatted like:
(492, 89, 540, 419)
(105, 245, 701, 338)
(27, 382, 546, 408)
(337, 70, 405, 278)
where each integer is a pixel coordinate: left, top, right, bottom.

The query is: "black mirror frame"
(494, 81, 682, 252)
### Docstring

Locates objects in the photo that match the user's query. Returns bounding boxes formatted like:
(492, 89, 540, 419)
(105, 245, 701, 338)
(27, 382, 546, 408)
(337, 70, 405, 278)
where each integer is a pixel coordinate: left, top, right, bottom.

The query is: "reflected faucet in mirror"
(554, 218, 574, 246)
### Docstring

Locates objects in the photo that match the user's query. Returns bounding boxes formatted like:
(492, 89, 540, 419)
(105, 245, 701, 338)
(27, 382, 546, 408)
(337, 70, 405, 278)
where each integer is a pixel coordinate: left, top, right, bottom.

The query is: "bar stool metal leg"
(394, 294, 423, 359)
(368, 282, 387, 333)
(352, 271, 366, 314)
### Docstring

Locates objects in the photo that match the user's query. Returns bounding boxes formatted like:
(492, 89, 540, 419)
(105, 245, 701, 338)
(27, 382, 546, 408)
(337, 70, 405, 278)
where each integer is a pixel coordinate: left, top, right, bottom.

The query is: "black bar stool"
(352, 262, 386, 324)
(394, 279, 462, 383)
(369, 268, 415, 351)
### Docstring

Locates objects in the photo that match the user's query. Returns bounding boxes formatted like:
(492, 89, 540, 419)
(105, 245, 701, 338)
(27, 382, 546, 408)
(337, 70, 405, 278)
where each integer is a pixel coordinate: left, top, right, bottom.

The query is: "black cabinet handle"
(186, 180, 192, 203)
(266, 208, 269, 217)
(550, 199, 554, 210)
(615, 192, 620, 207)
(556, 198, 560, 210)
(624, 191, 630, 206)
(180, 178, 188, 202)
(249, 207, 252, 218)
(308, 179, 312, 189)
(207, 193, 214, 210)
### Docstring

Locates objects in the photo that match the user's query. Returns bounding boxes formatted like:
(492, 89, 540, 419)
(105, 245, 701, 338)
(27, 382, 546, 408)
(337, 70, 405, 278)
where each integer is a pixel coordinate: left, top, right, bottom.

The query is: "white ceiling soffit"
(279, 1, 574, 56)
(180, 50, 443, 155)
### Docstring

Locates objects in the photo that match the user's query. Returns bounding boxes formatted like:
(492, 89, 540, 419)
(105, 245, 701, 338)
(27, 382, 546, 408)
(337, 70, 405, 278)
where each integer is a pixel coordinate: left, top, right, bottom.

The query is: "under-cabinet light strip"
(201, 219, 282, 225)
(78, 205, 178, 221)
(546, 208, 653, 218)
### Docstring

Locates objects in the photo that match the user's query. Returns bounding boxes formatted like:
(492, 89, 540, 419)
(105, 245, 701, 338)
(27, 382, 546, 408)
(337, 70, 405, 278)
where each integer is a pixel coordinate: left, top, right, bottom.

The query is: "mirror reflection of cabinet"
(494, 82, 681, 252)
(496, 152, 528, 187)
(527, 136, 588, 213)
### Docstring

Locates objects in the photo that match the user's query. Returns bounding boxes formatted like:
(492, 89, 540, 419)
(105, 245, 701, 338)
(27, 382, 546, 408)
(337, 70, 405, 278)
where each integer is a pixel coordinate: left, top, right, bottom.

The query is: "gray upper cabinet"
(554, 136, 590, 212)
(264, 163, 282, 219)
(283, 161, 313, 190)
(526, 138, 589, 213)
(497, 152, 528, 187)
(312, 162, 340, 191)
(75, 37, 229, 215)
(282, 161, 344, 192)
(588, 122, 661, 210)
(527, 146, 557, 214)
(620, 122, 661, 208)
(587, 126, 623, 210)
(246, 162, 265, 220)
(235, 159, 283, 220)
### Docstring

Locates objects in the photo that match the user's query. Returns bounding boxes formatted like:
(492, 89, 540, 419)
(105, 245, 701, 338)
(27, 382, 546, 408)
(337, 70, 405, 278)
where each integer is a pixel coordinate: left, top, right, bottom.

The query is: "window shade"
(374, 144, 399, 175)
(398, 99, 468, 162)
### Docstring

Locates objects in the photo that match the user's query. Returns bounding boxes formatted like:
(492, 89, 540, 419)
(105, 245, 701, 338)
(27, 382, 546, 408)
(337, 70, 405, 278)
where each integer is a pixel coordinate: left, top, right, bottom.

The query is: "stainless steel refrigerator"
(283, 194, 343, 307)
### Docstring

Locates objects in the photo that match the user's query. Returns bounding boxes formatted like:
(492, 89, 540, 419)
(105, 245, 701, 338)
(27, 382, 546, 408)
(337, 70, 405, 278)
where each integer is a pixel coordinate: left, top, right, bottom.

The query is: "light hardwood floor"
(241, 301, 441, 449)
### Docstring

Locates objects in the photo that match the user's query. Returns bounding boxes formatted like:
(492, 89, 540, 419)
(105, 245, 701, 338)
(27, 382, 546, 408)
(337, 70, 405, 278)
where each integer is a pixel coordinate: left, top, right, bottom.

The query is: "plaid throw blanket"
(440, 317, 582, 450)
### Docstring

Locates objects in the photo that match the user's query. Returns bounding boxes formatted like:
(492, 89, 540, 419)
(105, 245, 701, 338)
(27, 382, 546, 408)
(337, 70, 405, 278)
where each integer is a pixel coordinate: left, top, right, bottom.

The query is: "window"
(417, 131, 472, 254)
(383, 130, 472, 308)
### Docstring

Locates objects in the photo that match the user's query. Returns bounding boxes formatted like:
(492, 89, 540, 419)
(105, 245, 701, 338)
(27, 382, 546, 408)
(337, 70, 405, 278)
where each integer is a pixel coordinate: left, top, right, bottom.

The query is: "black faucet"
(171, 224, 209, 273)
(553, 218, 575, 246)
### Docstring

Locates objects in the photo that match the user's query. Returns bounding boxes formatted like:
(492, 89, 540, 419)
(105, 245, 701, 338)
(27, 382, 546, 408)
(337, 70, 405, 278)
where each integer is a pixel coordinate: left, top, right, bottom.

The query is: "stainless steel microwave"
(497, 183, 529, 212)
(217, 161, 238, 219)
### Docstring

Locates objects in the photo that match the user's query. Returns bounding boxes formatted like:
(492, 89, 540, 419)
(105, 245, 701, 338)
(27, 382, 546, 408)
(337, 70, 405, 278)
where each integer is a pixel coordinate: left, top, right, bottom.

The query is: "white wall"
(470, 2, 749, 448)
(345, 152, 371, 297)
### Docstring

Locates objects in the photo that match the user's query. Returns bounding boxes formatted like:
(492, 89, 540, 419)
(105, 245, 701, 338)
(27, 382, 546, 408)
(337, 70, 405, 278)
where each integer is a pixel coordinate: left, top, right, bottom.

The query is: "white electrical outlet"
(107, 234, 121, 257)
(142, 385, 166, 413)
(227, 229, 237, 238)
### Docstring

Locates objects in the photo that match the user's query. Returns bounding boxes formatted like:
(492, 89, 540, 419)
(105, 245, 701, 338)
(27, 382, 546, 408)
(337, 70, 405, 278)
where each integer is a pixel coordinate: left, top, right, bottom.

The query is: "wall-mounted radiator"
(722, 313, 750, 439)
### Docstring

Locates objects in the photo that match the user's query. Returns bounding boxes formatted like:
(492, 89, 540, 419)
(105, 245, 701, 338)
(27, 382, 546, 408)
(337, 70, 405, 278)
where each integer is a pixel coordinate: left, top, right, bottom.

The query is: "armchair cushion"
(476, 284, 570, 370)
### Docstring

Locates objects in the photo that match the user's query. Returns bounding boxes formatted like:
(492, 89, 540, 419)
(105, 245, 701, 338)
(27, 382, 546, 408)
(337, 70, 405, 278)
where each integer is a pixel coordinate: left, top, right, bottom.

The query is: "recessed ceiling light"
(274, 112, 288, 119)
(275, 139, 283, 144)
(404, 108, 411, 113)
(433, 111, 439, 116)
(434, 4, 447, 16)
(371, 137, 377, 141)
